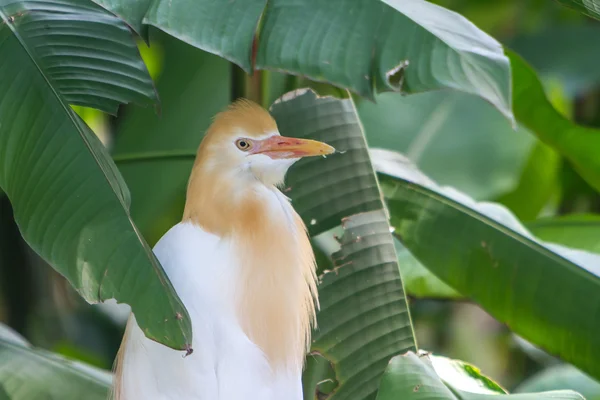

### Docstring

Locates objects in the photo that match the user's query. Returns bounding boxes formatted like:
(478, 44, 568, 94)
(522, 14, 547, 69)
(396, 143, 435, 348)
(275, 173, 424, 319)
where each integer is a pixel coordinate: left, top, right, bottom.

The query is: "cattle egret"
(112, 99, 335, 400)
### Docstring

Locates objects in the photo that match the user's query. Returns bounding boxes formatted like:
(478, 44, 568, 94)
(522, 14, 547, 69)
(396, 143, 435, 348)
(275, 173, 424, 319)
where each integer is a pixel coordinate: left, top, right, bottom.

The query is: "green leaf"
(394, 239, 461, 299)
(357, 91, 533, 200)
(527, 214, 600, 253)
(259, 0, 513, 121)
(377, 352, 456, 399)
(91, 0, 151, 34)
(307, 210, 415, 400)
(91, 0, 513, 121)
(271, 90, 416, 400)
(271, 90, 385, 236)
(510, 49, 600, 194)
(0, 323, 111, 399)
(516, 365, 600, 400)
(377, 352, 583, 399)
(496, 141, 560, 221)
(555, 0, 600, 20)
(371, 148, 600, 381)
(0, 2, 191, 349)
(0, 0, 157, 115)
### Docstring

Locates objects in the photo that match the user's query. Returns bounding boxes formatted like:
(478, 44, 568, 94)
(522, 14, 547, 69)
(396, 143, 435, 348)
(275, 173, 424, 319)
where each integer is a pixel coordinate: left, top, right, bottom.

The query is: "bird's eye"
(236, 138, 252, 151)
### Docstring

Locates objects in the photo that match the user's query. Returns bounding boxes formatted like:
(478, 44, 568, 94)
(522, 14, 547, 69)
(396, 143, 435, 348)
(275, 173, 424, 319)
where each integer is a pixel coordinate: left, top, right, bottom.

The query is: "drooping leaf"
(0, 0, 157, 115)
(356, 91, 533, 200)
(376, 352, 583, 399)
(555, 0, 600, 20)
(259, 0, 513, 121)
(516, 364, 600, 400)
(371, 148, 600, 380)
(0, 1, 191, 349)
(510, 49, 600, 194)
(270, 90, 415, 400)
(0, 323, 111, 400)
(496, 141, 560, 221)
(91, 0, 513, 121)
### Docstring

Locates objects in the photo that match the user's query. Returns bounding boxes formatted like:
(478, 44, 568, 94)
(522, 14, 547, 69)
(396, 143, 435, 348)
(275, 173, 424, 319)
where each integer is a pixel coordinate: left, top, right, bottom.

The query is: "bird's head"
(194, 99, 335, 187)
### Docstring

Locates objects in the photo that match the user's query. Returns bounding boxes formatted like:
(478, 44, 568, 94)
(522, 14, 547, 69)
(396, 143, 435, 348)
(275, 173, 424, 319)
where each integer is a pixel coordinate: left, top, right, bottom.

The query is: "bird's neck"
(183, 167, 318, 373)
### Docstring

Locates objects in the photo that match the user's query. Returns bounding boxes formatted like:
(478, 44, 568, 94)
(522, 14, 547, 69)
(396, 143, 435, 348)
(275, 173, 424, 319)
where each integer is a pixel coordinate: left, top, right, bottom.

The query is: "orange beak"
(252, 135, 335, 159)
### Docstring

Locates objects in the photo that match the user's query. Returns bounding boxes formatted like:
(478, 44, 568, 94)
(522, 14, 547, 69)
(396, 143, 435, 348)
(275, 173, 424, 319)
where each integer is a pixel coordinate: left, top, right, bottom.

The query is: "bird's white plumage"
(117, 189, 304, 400)
(114, 100, 331, 400)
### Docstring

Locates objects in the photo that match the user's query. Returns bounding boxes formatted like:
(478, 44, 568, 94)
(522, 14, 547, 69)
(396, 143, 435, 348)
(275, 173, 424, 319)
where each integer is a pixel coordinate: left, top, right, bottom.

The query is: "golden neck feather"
(183, 163, 318, 372)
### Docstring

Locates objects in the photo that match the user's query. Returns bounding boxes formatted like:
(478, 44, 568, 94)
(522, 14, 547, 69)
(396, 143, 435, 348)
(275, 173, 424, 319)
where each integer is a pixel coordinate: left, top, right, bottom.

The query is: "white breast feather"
(117, 193, 304, 400)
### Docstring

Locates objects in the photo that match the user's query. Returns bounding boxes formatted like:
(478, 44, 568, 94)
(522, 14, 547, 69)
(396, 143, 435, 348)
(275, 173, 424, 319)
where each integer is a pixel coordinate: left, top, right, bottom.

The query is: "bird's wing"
(112, 222, 290, 400)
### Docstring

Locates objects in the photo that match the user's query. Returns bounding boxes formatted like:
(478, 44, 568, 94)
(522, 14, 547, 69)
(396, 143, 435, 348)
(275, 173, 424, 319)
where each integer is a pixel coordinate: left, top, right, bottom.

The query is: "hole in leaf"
(303, 352, 339, 400)
(386, 60, 410, 91)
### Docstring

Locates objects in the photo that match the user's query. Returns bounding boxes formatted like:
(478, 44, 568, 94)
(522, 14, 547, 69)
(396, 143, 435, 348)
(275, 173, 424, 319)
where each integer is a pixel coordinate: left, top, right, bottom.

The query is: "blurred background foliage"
(2, 0, 600, 397)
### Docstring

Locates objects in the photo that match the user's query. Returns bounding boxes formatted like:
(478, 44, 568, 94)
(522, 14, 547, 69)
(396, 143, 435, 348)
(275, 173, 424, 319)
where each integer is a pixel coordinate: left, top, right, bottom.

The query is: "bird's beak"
(253, 135, 335, 159)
